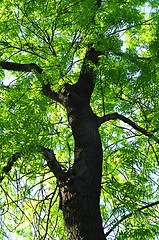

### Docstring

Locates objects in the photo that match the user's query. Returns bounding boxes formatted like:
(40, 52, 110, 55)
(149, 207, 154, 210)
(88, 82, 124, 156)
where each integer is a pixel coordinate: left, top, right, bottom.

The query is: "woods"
(0, 0, 159, 239)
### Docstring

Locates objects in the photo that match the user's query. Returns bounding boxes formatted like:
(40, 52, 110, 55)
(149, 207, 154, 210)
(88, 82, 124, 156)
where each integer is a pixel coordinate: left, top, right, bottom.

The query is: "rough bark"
(65, 99, 102, 233)
(59, 85, 105, 240)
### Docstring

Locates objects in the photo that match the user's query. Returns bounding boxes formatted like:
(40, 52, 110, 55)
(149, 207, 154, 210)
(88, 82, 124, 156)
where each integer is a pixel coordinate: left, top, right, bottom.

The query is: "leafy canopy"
(0, 0, 159, 239)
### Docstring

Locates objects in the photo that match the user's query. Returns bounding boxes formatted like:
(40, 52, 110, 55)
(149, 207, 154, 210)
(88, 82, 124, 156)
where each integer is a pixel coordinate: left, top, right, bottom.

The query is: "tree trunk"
(58, 90, 105, 240)
(42, 45, 105, 239)
(0, 43, 106, 240)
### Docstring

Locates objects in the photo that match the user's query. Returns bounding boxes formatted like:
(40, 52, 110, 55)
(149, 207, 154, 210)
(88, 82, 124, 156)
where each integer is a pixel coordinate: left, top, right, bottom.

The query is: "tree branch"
(105, 200, 159, 237)
(66, 46, 102, 103)
(78, 46, 102, 98)
(0, 61, 42, 73)
(0, 152, 21, 182)
(0, 61, 66, 105)
(42, 84, 66, 106)
(41, 147, 66, 181)
(66, 0, 103, 102)
(96, 0, 102, 7)
(98, 112, 159, 142)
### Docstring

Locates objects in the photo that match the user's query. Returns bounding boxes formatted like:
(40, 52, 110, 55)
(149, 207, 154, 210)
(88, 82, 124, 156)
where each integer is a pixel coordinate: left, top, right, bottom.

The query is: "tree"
(0, 0, 159, 239)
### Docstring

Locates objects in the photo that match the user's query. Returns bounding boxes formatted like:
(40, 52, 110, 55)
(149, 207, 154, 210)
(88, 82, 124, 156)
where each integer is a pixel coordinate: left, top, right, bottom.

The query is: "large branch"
(98, 112, 159, 142)
(0, 61, 42, 73)
(78, 46, 102, 95)
(42, 84, 66, 106)
(0, 61, 66, 104)
(42, 147, 66, 181)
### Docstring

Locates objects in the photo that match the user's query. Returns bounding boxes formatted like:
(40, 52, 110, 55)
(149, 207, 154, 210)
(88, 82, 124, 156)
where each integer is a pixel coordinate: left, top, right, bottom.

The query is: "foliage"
(0, 0, 159, 239)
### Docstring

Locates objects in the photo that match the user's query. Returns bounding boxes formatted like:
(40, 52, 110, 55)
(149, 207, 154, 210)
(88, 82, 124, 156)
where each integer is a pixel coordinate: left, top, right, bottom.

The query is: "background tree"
(0, 0, 159, 239)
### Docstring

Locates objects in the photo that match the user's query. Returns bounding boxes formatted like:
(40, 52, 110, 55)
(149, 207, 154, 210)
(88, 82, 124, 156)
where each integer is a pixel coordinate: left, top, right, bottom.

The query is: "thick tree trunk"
(60, 184, 105, 240)
(42, 45, 106, 239)
(58, 91, 105, 240)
